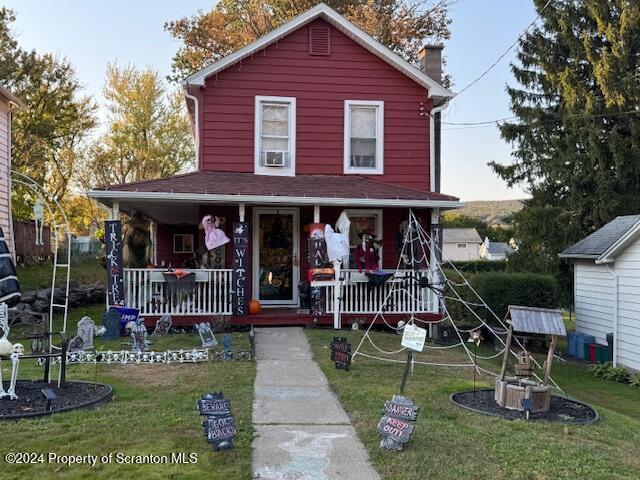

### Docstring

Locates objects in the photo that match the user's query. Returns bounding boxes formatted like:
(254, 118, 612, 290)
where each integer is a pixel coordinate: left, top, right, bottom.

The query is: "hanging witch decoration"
(123, 212, 153, 268)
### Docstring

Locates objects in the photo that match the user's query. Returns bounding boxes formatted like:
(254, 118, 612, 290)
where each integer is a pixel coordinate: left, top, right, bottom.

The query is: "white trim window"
(344, 100, 384, 174)
(173, 234, 194, 254)
(255, 95, 296, 176)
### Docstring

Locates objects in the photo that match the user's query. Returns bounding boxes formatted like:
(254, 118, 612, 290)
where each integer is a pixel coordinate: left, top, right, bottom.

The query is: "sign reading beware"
(401, 324, 427, 352)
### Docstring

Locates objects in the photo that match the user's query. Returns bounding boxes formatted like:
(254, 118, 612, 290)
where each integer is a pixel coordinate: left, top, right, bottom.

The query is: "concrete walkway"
(252, 327, 380, 480)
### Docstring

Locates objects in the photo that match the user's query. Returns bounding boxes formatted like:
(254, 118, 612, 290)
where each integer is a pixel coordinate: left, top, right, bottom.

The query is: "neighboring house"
(442, 228, 482, 261)
(479, 237, 512, 261)
(88, 4, 462, 326)
(560, 215, 640, 371)
(0, 85, 22, 260)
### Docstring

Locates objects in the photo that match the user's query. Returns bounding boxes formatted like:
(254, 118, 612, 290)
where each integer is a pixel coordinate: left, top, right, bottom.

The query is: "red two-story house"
(88, 3, 461, 327)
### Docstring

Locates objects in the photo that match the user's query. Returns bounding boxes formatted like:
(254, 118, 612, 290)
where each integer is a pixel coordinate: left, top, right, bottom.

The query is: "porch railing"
(325, 269, 438, 315)
(123, 268, 233, 316)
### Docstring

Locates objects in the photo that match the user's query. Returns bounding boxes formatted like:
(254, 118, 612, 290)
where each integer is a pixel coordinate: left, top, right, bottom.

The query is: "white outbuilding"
(560, 215, 640, 371)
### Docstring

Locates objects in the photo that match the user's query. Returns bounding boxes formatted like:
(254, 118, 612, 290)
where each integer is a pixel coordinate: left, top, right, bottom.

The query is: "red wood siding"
(200, 18, 433, 191)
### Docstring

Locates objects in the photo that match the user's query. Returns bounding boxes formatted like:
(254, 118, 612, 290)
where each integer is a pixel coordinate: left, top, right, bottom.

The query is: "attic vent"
(309, 27, 331, 56)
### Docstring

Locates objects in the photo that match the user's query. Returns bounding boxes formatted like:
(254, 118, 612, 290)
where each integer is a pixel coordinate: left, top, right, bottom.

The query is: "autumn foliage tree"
(80, 63, 195, 187)
(164, 0, 452, 82)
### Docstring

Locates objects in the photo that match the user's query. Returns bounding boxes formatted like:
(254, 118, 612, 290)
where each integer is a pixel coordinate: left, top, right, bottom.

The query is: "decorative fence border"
(65, 348, 253, 365)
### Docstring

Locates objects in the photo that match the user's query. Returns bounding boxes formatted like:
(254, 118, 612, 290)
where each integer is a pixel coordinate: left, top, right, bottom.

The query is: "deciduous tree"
(165, 0, 452, 82)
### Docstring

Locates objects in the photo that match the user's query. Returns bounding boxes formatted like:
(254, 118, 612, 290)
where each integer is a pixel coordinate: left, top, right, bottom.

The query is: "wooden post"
(399, 351, 413, 393)
(543, 335, 557, 385)
(313, 205, 320, 224)
(499, 325, 513, 381)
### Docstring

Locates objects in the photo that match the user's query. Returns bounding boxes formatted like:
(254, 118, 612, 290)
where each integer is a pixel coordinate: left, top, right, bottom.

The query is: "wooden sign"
(330, 337, 351, 370)
(105, 220, 125, 306)
(232, 222, 249, 316)
(401, 324, 427, 352)
(378, 395, 419, 451)
(383, 396, 420, 421)
(197, 392, 237, 451)
(198, 398, 231, 416)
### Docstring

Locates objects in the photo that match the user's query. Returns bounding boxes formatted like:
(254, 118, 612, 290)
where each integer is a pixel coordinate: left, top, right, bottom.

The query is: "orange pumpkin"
(248, 299, 261, 315)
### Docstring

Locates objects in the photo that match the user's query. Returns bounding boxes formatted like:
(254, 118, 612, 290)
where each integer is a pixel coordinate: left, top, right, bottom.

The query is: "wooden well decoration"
(495, 306, 566, 413)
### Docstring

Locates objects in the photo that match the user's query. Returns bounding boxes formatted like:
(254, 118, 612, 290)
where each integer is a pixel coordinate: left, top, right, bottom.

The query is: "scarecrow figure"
(123, 212, 153, 268)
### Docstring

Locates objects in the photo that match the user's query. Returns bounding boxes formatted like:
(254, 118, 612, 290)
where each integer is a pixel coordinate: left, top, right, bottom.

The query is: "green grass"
(305, 329, 640, 480)
(17, 258, 105, 291)
(0, 307, 255, 480)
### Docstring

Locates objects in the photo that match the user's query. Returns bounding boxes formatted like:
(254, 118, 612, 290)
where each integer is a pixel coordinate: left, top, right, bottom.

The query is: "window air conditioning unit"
(263, 151, 287, 167)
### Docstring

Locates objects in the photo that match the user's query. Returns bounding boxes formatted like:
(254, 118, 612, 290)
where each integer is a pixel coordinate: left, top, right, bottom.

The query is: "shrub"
(443, 270, 559, 330)
(590, 362, 632, 384)
(630, 374, 640, 388)
(450, 260, 507, 274)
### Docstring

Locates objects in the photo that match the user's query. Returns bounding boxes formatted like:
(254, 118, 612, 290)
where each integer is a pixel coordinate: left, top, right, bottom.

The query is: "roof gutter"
(87, 189, 463, 209)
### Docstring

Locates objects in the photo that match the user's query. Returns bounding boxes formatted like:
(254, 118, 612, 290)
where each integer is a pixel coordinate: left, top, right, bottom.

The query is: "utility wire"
(452, 0, 553, 98)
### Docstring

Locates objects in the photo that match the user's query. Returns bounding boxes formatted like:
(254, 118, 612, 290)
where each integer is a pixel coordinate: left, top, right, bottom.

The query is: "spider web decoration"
(350, 210, 564, 393)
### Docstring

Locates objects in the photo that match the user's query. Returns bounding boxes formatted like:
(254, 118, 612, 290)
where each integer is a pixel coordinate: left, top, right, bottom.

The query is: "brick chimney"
(418, 45, 443, 83)
(418, 45, 444, 193)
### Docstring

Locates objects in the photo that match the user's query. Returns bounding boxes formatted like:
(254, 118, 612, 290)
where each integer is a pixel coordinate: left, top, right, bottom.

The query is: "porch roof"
(88, 171, 462, 210)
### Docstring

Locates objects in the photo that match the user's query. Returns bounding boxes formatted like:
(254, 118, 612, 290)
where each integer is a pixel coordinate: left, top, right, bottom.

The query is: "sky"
(4, 0, 534, 201)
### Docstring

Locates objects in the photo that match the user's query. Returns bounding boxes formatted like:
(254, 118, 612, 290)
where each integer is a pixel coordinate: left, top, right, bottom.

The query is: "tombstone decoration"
(104, 220, 125, 306)
(77, 316, 95, 350)
(232, 222, 249, 317)
(68, 336, 85, 352)
(102, 308, 122, 340)
(197, 392, 237, 451)
(196, 322, 217, 348)
(131, 319, 149, 353)
(330, 337, 351, 370)
(377, 395, 420, 451)
(222, 334, 232, 360)
(152, 314, 172, 336)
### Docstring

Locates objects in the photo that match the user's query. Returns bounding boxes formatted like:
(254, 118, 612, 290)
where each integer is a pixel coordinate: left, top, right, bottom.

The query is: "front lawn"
(0, 309, 255, 480)
(306, 329, 640, 480)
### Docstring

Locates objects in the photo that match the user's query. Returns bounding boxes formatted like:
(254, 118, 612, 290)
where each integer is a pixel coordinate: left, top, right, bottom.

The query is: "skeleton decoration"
(0, 304, 24, 400)
(33, 196, 45, 246)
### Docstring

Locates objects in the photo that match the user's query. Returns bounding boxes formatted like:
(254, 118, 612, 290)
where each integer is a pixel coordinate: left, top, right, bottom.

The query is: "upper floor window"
(255, 95, 296, 176)
(344, 100, 384, 174)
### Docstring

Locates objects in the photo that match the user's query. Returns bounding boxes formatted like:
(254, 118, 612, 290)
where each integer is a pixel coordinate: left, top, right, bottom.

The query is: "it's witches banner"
(105, 220, 125, 306)
(233, 222, 249, 316)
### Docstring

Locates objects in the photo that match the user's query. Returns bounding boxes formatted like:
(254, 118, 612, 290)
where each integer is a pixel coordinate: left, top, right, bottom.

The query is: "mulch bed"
(0, 380, 112, 420)
(451, 389, 598, 424)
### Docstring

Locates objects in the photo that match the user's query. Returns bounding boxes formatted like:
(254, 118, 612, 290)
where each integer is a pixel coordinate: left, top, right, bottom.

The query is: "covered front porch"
(89, 171, 461, 327)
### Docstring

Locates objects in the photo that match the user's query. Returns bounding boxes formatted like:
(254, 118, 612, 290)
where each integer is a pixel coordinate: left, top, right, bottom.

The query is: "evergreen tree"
(490, 0, 640, 303)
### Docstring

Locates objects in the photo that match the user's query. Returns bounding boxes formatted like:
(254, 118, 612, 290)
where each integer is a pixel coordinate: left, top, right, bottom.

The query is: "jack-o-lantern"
(248, 299, 261, 315)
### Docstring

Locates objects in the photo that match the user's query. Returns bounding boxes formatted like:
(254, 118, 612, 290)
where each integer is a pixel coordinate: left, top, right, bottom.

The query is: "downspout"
(184, 85, 200, 168)
(606, 265, 619, 367)
(430, 99, 449, 193)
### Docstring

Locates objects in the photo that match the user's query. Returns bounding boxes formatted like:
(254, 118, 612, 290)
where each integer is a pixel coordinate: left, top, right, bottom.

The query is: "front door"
(253, 208, 299, 306)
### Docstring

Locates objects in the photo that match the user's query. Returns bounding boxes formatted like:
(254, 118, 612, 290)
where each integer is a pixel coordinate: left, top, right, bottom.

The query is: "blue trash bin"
(567, 331, 577, 357)
(575, 333, 595, 360)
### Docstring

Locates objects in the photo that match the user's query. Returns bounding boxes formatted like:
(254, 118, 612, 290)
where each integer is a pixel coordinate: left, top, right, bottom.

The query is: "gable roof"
(443, 228, 482, 243)
(559, 215, 640, 262)
(182, 3, 453, 101)
(0, 85, 23, 107)
(507, 306, 566, 336)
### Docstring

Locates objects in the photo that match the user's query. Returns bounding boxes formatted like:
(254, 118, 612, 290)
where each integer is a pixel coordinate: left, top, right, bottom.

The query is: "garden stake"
(399, 351, 413, 394)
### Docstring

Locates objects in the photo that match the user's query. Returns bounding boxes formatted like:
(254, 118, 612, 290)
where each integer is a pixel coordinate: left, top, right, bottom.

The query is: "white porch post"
(313, 205, 320, 223)
(111, 201, 120, 220)
(332, 260, 341, 329)
(430, 208, 441, 337)
(239, 202, 246, 222)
